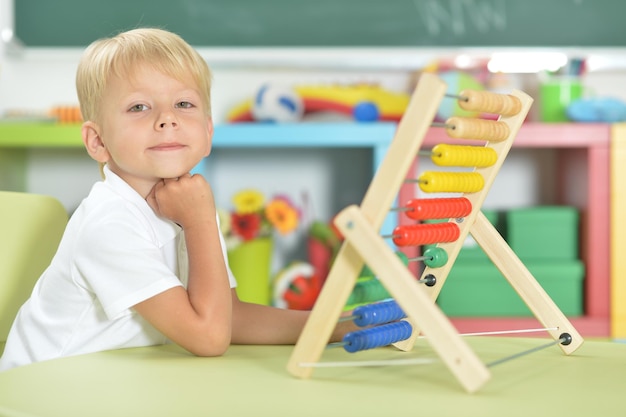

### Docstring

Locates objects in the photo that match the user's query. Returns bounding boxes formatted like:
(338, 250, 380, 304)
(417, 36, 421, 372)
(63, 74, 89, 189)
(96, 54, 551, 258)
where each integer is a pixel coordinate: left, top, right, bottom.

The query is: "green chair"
(0, 191, 68, 353)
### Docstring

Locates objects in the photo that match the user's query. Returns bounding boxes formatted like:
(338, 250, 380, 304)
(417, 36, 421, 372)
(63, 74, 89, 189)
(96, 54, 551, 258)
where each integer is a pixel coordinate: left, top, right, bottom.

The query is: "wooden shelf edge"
(424, 122, 611, 148)
(450, 316, 610, 338)
(0, 122, 611, 149)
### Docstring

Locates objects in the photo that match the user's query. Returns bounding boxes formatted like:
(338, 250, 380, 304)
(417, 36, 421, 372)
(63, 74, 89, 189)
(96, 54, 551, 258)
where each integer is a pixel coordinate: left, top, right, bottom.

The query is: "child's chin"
(156, 166, 192, 180)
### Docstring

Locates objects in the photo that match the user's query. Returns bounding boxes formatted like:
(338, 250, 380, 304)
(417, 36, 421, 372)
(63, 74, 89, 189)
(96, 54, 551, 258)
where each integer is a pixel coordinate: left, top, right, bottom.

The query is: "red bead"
(392, 222, 460, 247)
(405, 197, 472, 220)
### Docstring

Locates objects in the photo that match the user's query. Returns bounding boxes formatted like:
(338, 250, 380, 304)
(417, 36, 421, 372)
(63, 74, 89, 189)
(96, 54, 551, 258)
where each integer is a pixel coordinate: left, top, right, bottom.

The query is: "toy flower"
(265, 198, 299, 234)
(231, 212, 262, 241)
(220, 189, 300, 247)
(232, 189, 265, 214)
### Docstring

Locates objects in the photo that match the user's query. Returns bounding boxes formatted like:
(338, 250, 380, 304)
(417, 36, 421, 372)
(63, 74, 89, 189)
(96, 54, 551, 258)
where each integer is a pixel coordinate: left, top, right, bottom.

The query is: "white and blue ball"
(252, 84, 304, 123)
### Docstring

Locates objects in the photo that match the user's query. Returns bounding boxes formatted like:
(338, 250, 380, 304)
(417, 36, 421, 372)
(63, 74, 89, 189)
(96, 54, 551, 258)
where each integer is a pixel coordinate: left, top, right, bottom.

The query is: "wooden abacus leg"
(470, 212, 584, 353)
(288, 72, 448, 380)
(332, 205, 491, 393)
(286, 241, 364, 379)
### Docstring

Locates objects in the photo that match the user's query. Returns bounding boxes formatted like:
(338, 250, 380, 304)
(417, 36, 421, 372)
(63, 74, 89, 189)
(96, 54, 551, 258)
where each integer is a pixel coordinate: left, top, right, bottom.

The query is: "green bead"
(395, 250, 409, 266)
(348, 279, 390, 305)
(423, 247, 448, 268)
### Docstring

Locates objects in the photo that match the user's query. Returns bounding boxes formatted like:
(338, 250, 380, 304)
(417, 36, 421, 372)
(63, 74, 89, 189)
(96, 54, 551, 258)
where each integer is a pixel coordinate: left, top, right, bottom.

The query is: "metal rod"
(445, 93, 468, 102)
(417, 327, 559, 339)
(486, 333, 571, 368)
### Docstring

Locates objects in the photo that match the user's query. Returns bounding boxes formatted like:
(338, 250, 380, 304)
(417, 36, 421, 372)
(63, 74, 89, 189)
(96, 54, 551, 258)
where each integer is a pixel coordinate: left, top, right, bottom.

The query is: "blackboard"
(14, 0, 626, 48)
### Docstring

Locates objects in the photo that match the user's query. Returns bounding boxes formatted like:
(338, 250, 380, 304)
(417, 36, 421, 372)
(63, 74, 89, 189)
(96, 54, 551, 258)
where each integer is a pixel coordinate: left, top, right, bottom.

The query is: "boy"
(0, 28, 353, 371)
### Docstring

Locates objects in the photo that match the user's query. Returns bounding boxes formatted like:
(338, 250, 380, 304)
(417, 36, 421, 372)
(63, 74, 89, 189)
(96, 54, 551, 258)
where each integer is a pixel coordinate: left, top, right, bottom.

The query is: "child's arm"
(230, 290, 357, 345)
(134, 174, 233, 356)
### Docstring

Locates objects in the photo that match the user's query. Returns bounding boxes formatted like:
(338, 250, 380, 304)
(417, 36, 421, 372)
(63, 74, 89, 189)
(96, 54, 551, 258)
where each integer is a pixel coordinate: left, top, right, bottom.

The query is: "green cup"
(539, 78, 583, 122)
(228, 237, 273, 305)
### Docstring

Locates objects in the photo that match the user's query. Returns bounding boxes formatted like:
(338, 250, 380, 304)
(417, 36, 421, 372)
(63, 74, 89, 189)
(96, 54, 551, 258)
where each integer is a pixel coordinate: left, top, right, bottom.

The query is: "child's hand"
(146, 173, 215, 229)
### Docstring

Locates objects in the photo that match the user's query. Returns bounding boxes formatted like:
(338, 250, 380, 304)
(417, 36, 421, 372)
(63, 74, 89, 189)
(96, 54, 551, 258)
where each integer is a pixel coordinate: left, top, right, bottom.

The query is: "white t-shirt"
(0, 167, 236, 371)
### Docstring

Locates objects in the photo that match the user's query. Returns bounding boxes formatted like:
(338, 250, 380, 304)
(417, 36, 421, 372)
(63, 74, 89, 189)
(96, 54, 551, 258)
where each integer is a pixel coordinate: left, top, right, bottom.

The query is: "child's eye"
(129, 104, 148, 112)
(176, 101, 194, 109)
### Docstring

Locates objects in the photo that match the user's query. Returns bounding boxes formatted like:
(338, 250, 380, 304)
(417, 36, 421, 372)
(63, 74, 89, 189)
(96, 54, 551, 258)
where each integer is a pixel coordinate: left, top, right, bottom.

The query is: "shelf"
(2, 121, 606, 149)
(0, 121, 612, 337)
(0, 121, 400, 233)
(0, 121, 397, 179)
(422, 122, 610, 148)
(0, 121, 395, 151)
(0, 123, 83, 147)
(415, 122, 611, 338)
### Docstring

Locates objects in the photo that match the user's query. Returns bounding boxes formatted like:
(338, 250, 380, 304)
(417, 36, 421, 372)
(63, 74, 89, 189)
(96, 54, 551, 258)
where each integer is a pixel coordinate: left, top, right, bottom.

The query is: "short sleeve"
(74, 207, 183, 320)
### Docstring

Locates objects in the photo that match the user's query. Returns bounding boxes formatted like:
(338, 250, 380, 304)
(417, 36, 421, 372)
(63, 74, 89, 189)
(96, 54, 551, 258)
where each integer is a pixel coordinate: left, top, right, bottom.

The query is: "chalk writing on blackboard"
(414, 0, 506, 37)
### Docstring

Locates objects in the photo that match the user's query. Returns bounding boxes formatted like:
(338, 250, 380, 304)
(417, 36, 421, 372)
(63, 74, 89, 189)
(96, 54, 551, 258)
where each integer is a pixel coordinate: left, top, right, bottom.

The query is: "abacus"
(286, 73, 584, 393)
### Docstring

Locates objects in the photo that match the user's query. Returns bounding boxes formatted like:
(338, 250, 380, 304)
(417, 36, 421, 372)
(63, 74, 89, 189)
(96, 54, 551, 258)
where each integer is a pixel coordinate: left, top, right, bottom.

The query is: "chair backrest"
(0, 191, 68, 343)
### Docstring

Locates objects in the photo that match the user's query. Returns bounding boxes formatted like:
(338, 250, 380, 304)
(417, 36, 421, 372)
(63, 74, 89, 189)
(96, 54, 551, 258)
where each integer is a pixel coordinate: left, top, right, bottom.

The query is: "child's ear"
(82, 121, 109, 163)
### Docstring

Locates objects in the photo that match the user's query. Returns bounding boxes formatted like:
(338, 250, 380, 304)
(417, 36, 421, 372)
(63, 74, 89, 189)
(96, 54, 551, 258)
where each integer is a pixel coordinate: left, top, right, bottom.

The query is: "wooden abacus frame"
(286, 73, 584, 393)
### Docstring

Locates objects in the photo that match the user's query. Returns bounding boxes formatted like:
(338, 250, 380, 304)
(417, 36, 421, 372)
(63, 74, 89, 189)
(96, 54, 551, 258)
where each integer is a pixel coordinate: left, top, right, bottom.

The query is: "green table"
(0, 338, 624, 417)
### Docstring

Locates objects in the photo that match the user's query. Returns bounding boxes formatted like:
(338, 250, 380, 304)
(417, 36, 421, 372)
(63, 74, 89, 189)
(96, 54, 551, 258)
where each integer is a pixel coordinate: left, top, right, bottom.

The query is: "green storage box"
(506, 206, 579, 261)
(437, 260, 584, 317)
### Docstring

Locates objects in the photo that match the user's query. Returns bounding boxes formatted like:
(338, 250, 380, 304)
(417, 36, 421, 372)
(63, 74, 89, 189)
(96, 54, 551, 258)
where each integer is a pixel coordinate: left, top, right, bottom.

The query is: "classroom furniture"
(0, 191, 68, 342)
(0, 338, 624, 417)
(611, 124, 626, 339)
(15, 1, 626, 47)
(416, 122, 611, 337)
(0, 122, 611, 337)
(0, 123, 393, 184)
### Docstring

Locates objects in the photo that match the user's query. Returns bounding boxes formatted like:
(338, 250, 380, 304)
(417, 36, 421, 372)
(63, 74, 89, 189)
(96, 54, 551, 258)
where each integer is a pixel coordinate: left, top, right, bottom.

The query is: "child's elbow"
(190, 333, 231, 357)
(193, 343, 229, 358)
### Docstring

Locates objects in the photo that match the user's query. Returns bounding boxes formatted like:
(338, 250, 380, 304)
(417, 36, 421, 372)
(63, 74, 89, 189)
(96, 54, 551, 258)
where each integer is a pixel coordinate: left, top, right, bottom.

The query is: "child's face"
(84, 63, 213, 197)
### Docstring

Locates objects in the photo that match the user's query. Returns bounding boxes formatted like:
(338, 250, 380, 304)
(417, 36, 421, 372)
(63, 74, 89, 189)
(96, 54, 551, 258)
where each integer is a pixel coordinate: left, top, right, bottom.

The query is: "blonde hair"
(76, 27, 212, 124)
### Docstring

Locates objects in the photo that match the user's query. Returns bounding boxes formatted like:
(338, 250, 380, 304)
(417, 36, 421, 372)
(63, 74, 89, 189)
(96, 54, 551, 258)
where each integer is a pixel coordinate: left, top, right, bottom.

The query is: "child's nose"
(156, 112, 178, 129)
